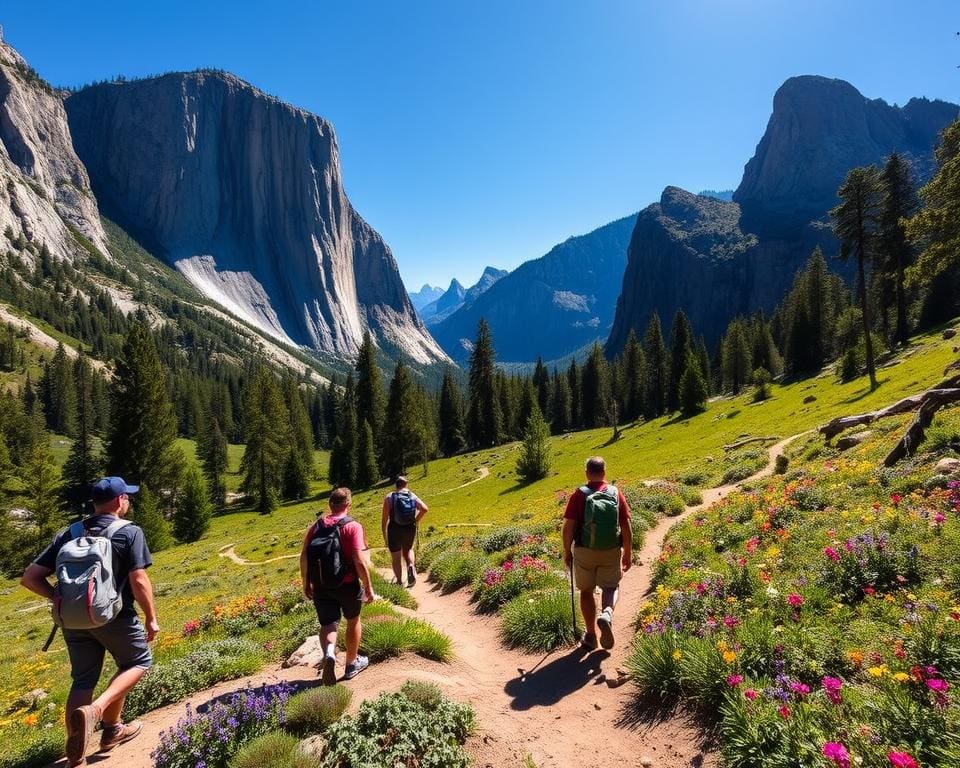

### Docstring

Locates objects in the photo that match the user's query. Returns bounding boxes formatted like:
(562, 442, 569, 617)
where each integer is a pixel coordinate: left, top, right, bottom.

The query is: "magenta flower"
(887, 752, 918, 768)
(787, 593, 805, 608)
(744, 688, 757, 700)
(790, 681, 811, 697)
(823, 742, 850, 768)
(726, 674, 743, 687)
(926, 678, 950, 693)
(824, 546, 840, 561)
(822, 676, 843, 705)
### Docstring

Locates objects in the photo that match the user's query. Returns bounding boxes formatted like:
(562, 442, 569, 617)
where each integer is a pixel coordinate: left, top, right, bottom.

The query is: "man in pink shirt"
(300, 487, 377, 685)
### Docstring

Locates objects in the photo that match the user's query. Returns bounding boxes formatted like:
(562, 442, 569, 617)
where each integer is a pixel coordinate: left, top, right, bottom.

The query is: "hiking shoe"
(321, 654, 337, 687)
(99, 721, 142, 752)
(343, 655, 370, 680)
(67, 704, 100, 765)
(407, 564, 417, 587)
(598, 608, 615, 649)
(580, 632, 598, 650)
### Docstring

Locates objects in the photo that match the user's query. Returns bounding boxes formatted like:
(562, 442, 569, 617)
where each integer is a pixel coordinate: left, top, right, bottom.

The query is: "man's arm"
(415, 497, 428, 523)
(619, 493, 633, 571)
(381, 497, 391, 543)
(20, 564, 54, 601)
(129, 568, 160, 642)
(299, 526, 314, 600)
(352, 549, 377, 604)
(562, 518, 576, 569)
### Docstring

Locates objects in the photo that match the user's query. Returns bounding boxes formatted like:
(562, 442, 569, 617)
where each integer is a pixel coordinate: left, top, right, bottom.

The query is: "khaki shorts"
(573, 546, 622, 592)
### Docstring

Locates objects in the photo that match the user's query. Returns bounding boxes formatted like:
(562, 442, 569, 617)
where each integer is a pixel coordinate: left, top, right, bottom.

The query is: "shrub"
(925, 419, 960, 453)
(626, 630, 683, 701)
(429, 549, 487, 593)
(417, 535, 466, 569)
(231, 731, 320, 768)
(774, 454, 789, 475)
(369, 570, 418, 609)
(320, 685, 474, 768)
(819, 530, 921, 604)
(361, 614, 453, 662)
(516, 409, 551, 482)
(623, 484, 685, 518)
(124, 639, 264, 719)
(500, 589, 580, 652)
(476, 526, 530, 554)
(0, 727, 62, 768)
(472, 557, 565, 612)
(399, 679, 444, 708)
(284, 685, 352, 736)
(153, 683, 291, 768)
(751, 367, 772, 402)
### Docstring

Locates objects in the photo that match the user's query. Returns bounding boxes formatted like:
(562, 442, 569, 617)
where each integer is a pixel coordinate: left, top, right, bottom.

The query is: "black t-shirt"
(33, 515, 153, 615)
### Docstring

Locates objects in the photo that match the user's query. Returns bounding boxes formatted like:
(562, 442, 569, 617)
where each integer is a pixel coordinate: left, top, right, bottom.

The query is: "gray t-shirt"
(34, 515, 152, 615)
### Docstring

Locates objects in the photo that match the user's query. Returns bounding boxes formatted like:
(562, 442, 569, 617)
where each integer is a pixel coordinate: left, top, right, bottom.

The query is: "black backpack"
(391, 490, 418, 527)
(307, 516, 354, 588)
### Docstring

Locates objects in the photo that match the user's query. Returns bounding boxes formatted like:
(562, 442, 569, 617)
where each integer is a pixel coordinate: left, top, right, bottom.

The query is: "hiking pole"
(42, 624, 57, 652)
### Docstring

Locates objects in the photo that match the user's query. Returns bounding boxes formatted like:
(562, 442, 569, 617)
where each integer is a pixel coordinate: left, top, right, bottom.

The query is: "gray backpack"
(51, 519, 130, 630)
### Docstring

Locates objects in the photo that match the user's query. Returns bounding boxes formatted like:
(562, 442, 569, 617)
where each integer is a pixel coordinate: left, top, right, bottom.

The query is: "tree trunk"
(896, 257, 908, 347)
(857, 248, 878, 389)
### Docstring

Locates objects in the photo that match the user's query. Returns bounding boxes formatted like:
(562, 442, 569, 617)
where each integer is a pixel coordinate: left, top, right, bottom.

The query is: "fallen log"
(723, 436, 778, 452)
(884, 388, 960, 466)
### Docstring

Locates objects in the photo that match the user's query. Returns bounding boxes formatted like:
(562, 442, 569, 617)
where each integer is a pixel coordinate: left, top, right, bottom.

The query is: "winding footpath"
(51, 435, 802, 768)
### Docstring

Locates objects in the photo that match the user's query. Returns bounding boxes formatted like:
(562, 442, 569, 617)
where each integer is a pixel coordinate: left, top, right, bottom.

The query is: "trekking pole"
(568, 560, 577, 639)
(42, 624, 57, 652)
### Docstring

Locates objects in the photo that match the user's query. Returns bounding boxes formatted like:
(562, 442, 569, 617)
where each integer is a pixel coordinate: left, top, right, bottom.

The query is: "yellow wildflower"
(893, 672, 910, 683)
(723, 650, 737, 664)
(672, 649, 683, 661)
(868, 665, 888, 678)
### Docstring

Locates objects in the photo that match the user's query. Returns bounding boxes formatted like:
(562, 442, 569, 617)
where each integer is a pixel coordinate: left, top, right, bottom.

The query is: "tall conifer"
(466, 319, 502, 448)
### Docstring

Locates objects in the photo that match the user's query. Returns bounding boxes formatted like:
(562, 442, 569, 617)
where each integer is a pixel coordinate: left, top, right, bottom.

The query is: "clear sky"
(3, 2, 958, 289)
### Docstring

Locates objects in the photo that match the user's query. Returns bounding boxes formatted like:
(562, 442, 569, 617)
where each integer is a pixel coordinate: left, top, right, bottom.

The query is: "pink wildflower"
(787, 593, 804, 608)
(822, 676, 843, 705)
(824, 546, 840, 562)
(790, 682, 811, 697)
(726, 674, 743, 687)
(887, 752, 918, 768)
(744, 688, 757, 700)
(823, 742, 850, 768)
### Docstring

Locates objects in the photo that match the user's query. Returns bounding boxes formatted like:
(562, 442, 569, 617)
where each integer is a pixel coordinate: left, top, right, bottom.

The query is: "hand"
(146, 619, 160, 643)
(303, 583, 313, 601)
(563, 550, 573, 569)
(621, 552, 632, 573)
(363, 589, 376, 604)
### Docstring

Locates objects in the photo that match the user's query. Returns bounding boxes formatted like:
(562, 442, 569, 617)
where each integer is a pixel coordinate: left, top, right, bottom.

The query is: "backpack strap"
(102, 519, 132, 539)
(68, 521, 85, 540)
(579, 485, 592, 496)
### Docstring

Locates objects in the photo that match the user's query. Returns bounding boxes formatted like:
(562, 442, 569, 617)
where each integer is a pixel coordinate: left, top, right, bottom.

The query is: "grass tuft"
(429, 549, 488, 593)
(230, 730, 320, 768)
(284, 685, 352, 736)
(500, 589, 580, 651)
(370, 571, 418, 609)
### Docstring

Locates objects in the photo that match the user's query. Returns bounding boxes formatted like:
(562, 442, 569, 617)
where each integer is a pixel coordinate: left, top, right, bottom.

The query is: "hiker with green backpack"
(562, 456, 632, 650)
(20, 477, 157, 767)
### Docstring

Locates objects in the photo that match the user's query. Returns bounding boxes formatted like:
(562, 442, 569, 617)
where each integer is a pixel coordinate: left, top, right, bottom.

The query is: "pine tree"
(106, 323, 184, 492)
(281, 448, 311, 500)
(240, 367, 290, 514)
(62, 354, 101, 516)
(173, 465, 212, 542)
(354, 331, 386, 451)
(679, 353, 708, 416)
(40, 343, 77, 436)
(438, 368, 467, 456)
(696, 336, 712, 396)
(328, 376, 358, 487)
(26, 440, 66, 544)
(355, 419, 379, 488)
(831, 165, 884, 389)
(532, 357, 550, 417)
(667, 310, 694, 412)
(282, 376, 315, 481)
(905, 118, 960, 326)
(516, 406, 551, 483)
(642, 313, 667, 419)
(878, 153, 919, 346)
(549, 369, 572, 433)
(567, 360, 582, 430)
(466, 319, 502, 448)
(722, 318, 753, 394)
(382, 361, 424, 476)
(580, 343, 612, 428)
(133, 484, 173, 552)
(199, 413, 228, 507)
(621, 329, 646, 422)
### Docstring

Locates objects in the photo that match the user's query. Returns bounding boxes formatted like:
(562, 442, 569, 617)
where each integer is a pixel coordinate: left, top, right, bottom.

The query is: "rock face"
(65, 71, 447, 364)
(434, 215, 636, 362)
(0, 39, 107, 261)
(420, 266, 506, 328)
(607, 77, 958, 354)
(736, 76, 958, 237)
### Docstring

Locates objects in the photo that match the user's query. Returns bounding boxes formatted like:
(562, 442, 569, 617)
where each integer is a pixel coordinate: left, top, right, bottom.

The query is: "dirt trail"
(437, 465, 491, 494)
(52, 434, 803, 768)
(217, 544, 299, 566)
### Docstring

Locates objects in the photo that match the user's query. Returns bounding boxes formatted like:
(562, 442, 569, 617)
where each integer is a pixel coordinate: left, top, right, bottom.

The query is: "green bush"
(360, 613, 453, 662)
(774, 454, 789, 474)
(123, 639, 264, 719)
(398, 679, 444, 708)
(231, 731, 320, 768)
(284, 685, 353, 736)
(472, 561, 565, 612)
(417, 535, 466, 569)
(500, 589, 580, 652)
(370, 570, 418, 609)
(625, 630, 683, 701)
(623, 484, 685, 517)
(277, 613, 318, 659)
(476, 526, 530, 553)
(925, 419, 960, 453)
(320, 685, 474, 768)
(428, 549, 487, 593)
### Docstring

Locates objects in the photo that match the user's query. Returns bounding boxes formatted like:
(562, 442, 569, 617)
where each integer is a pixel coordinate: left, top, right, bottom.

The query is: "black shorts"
(313, 581, 364, 626)
(387, 522, 416, 553)
(63, 612, 153, 691)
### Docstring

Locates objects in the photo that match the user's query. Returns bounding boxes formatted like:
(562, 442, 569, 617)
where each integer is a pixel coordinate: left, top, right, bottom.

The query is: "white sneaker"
(597, 608, 615, 649)
(321, 654, 336, 686)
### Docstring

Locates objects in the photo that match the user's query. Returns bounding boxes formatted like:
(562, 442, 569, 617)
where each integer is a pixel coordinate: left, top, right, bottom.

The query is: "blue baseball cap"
(91, 477, 140, 502)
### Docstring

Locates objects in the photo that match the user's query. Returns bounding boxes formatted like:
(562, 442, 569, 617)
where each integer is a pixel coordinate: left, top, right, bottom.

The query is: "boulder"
(935, 457, 960, 475)
(944, 329, 957, 340)
(19, 689, 48, 707)
(283, 635, 323, 669)
(836, 431, 872, 451)
(299, 734, 326, 759)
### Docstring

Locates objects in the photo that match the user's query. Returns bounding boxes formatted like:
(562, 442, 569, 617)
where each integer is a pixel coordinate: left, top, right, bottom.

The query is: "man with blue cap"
(21, 477, 158, 766)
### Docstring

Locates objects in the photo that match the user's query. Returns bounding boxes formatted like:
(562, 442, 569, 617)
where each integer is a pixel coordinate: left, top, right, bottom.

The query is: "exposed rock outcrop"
(434, 215, 636, 362)
(65, 71, 447, 364)
(0, 40, 107, 261)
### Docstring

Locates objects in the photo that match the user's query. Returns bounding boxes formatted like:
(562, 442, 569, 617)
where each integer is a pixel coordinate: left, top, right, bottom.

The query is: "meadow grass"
(284, 684, 352, 735)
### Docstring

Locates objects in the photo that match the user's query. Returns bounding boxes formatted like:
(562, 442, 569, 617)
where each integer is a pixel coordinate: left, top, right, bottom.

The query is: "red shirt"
(563, 481, 632, 543)
(312, 512, 368, 583)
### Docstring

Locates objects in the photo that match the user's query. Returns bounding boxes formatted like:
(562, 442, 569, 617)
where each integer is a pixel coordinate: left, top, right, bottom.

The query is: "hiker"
(381, 475, 428, 587)
(562, 456, 632, 650)
(300, 487, 377, 686)
(20, 477, 157, 767)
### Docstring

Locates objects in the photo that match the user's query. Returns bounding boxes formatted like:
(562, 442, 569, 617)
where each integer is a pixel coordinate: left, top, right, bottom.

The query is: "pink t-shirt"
(313, 512, 368, 583)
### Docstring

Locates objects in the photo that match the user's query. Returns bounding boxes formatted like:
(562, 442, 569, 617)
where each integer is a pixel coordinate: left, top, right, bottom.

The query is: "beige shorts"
(573, 546, 622, 592)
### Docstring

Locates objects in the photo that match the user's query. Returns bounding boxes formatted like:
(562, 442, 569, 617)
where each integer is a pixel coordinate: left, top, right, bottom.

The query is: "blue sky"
(4, 2, 958, 289)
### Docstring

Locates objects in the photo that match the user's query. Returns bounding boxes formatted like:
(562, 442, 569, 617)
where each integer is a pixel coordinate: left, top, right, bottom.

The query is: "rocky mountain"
(0, 38, 108, 262)
(432, 215, 636, 362)
(607, 76, 959, 354)
(420, 266, 506, 327)
(408, 283, 444, 311)
(65, 70, 447, 365)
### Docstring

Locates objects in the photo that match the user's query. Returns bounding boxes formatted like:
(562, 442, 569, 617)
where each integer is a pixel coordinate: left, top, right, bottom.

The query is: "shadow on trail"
(617, 695, 717, 758)
(504, 646, 610, 710)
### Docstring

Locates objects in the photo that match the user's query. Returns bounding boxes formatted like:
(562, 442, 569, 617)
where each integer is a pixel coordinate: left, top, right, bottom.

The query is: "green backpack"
(579, 485, 621, 550)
